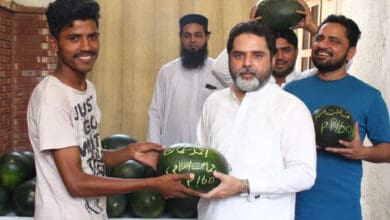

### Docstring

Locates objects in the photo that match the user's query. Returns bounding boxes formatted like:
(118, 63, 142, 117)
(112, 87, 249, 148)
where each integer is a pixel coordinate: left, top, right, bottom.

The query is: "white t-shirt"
(27, 75, 106, 220)
(148, 57, 224, 146)
(196, 83, 317, 220)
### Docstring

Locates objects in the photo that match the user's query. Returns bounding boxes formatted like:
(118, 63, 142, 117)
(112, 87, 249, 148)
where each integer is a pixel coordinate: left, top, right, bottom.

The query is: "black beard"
(272, 64, 295, 78)
(312, 50, 348, 72)
(180, 43, 208, 69)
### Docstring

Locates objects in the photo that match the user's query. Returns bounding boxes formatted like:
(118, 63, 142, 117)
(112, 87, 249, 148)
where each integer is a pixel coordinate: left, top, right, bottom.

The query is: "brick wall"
(0, 1, 56, 154)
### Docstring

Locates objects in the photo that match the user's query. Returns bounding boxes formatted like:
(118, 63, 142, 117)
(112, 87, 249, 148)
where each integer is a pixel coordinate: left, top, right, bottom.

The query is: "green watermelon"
(128, 190, 166, 218)
(313, 105, 355, 148)
(110, 160, 145, 179)
(157, 144, 230, 193)
(19, 151, 36, 178)
(11, 178, 36, 217)
(0, 185, 9, 215)
(167, 196, 199, 218)
(255, 0, 304, 29)
(102, 133, 137, 176)
(107, 194, 128, 218)
(101, 133, 137, 150)
(0, 152, 31, 191)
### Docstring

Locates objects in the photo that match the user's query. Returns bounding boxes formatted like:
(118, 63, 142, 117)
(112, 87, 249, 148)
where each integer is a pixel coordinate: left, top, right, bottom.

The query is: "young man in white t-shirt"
(27, 0, 198, 219)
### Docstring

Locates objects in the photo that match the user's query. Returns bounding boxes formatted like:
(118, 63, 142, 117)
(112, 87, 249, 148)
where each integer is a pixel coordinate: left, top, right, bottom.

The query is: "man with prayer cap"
(148, 13, 224, 146)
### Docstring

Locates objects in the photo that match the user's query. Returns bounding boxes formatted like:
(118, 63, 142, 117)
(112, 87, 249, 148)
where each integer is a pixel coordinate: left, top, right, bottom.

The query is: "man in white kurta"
(148, 58, 223, 146)
(196, 21, 316, 220)
(148, 14, 224, 146)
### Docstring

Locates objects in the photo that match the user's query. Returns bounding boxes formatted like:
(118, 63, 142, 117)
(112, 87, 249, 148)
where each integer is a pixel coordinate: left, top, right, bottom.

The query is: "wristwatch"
(239, 179, 250, 196)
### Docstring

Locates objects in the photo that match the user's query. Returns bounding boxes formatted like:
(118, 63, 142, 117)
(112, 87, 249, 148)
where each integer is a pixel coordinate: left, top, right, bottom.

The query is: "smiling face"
(311, 22, 355, 74)
(229, 33, 274, 97)
(50, 19, 100, 76)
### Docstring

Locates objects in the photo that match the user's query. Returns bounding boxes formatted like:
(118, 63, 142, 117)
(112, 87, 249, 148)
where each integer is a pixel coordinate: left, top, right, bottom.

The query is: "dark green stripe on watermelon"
(157, 144, 230, 193)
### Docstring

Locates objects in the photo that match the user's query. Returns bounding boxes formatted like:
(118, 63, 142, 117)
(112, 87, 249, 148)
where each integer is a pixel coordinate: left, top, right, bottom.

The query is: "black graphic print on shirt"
(73, 94, 105, 215)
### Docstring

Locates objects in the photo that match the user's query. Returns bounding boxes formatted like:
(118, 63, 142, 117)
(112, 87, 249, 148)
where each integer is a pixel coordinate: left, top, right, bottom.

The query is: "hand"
(129, 142, 165, 170)
(199, 171, 241, 199)
(154, 173, 200, 199)
(325, 123, 367, 160)
(292, 0, 318, 35)
(249, 4, 261, 21)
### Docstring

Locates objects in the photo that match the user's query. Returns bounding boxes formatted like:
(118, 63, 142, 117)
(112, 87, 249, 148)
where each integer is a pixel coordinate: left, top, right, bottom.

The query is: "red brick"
(0, 41, 12, 49)
(0, 70, 10, 77)
(0, 62, 11, 70)
(0, 106, 10, 114)
(0, 32, 11, 40)
(0, 48, 10, 56)
(13, 35, 48, 42)
(0, 4, 54, 151)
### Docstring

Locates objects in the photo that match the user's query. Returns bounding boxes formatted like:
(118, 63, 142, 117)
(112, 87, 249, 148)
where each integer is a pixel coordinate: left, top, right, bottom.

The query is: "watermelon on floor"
(0, 152, 31, 191)
(128, 190, 165, 218)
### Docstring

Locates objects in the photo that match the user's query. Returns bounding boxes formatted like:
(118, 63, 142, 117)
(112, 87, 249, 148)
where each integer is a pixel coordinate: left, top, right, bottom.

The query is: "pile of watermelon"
(0, 134, 229, 219)
(104, 137, 229, 219)
(102, 136, 213, 219)
(0, 150, 36, 217)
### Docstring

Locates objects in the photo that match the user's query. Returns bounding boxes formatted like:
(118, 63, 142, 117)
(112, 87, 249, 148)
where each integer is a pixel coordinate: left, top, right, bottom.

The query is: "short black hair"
(46, 0, 100, 39)
(227, 21, 275, 56)
(319, 14, 361, 47)
(273, 28, 298, 48)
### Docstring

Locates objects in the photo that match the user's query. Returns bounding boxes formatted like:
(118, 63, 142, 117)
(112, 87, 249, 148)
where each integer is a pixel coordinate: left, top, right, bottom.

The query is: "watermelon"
(0, 152, 31, 191)
(101, 133, 137, 150)
(19, 151, 36, 178)
(0, 185, 9, 215)
(107, 194, 128, 218)
(128, 190, 166, 218)
(101, 134, 137, 176)
(110, 160, 145, 179)
(167, 196, 199, 218)
(11, 178, 36, 217)
(255, 0, 305, 29)
(313, 105, 355, 148)
(157, 144, 230, 193)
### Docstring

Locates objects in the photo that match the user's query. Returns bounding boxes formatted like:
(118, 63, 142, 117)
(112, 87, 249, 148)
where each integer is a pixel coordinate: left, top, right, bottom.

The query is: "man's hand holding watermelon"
(324, 123, 388, 162)
(198, 171, 243, 199)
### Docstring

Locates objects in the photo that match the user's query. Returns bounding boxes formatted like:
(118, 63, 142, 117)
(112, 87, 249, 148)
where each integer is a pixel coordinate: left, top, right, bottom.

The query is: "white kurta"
(197, 83, 316, 220)
(211, 48, 317, 88)
(148, 57, 224, 146)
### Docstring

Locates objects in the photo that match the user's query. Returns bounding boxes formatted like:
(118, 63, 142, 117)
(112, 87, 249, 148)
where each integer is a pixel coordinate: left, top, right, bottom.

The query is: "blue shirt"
(284, 74, 390, 220)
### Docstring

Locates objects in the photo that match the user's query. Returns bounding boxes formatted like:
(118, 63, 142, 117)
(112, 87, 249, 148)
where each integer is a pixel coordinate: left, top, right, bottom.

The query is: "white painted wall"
(338, 1, 390, 220)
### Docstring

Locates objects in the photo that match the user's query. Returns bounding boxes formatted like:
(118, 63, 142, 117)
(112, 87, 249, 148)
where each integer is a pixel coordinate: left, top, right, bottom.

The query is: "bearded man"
(196, 21, 316, 220)
(148, 14, 224, 146)
(285, 15, 390, 220)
